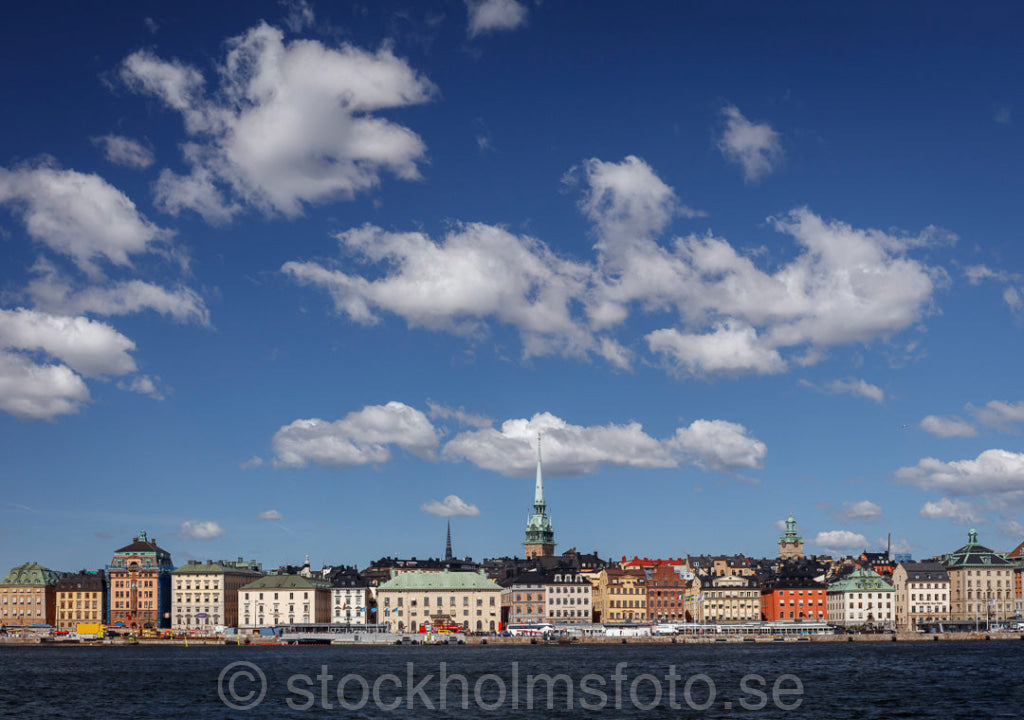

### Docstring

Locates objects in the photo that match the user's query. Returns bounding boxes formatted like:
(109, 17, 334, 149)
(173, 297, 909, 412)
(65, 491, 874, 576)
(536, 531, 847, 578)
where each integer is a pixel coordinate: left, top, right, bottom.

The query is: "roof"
(172, 561, 263, 576)
(897, 561, 949, 582)
(55, 571, 106, 592)
(827, 568, 893, 593)
(113, 530, 170, 556)
(501, 567, 588, 588)
(943, 529, 1012, 569)
(239, 574, 330, 591)
(620, 556, 685, 567)
(1, 562, 64, 587)
(378, 570, 501, 592)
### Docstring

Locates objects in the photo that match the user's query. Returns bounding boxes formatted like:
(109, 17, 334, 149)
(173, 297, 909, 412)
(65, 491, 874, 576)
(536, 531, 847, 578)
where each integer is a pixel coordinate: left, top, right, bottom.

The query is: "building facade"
(326, 565, 372, 626)
(55, 570, 106, 631)
(239, 575, 331, 630)
(377, 570, 502, 633)
(700, 573, 761, 623)
(524, 436, 555, 558)
(778, 512, 804, 560)
(0, 562, 63, 628)
(942, 529, 1014, 625)
(591, 568, 647, 623)
(826, 568, 894, 627)
(760, 572, 826, 622)
(172, 559, 263, 631)
(107, 531, 174, 630)
(645, 562, 695, 622)
(892, 561, 949, 631)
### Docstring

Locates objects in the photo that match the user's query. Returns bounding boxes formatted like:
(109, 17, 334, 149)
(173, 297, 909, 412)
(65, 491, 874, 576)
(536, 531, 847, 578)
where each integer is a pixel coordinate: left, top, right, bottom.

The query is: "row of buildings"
(3, 440, 1022, 634)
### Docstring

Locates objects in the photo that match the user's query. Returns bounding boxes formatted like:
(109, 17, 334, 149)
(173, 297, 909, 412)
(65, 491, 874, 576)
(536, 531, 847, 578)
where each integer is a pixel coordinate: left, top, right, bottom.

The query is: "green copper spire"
(524, 433, 554, 554)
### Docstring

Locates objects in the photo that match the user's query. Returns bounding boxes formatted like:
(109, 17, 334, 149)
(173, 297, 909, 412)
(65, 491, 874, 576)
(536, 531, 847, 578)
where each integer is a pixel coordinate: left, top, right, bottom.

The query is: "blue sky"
(1, 1, 1022, 574)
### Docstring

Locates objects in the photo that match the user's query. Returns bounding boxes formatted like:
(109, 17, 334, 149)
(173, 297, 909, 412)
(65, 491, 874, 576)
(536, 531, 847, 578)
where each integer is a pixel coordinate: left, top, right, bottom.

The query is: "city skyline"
(1, 1, 1023, 572)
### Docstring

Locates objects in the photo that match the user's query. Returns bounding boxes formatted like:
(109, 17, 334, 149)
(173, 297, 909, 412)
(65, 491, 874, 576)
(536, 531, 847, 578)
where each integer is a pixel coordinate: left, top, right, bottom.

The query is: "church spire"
(445, 519, 453, 561)
(524, 432, 555, 558)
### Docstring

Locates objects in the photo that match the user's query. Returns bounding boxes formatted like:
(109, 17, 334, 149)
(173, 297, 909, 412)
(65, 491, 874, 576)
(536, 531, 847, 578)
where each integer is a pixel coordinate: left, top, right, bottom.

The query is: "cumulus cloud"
(117, 374, 164, 400)
(466, 0, 528, 37)
(272, 401, 439, 468)
(0, 308, 136, 377)
(809, 530, 868, 552)
(420, 495, 481, 517)
(179, 520, 226, 540)
(121, 23, 435, 220)
(920, 497, 981, 525)
(240, 456, 265, 470)
(718, 105, 783, 182)
(442, 411, 764, 476)
(920, 414, 977, 438)
(281, 0, 315, 32)
(0, 164, 171, 275)
(897, 449, 1024, 500)
(837, 500, 883, 522)
(93, 135, 154, 169)
(0, 351, 90, 420)
(259, 509, 282, 520)
(287, 156, 944, 379)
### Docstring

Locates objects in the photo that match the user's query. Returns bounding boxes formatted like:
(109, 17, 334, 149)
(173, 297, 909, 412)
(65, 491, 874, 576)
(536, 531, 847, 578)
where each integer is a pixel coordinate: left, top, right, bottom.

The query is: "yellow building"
(700, 573, 761, 623)
(55, 570, 106, 631)
(0, 562, 63, 628)
(377, 570, 501, 633)
(943, 529, 1014, 624)
(591, 568, 647, 623)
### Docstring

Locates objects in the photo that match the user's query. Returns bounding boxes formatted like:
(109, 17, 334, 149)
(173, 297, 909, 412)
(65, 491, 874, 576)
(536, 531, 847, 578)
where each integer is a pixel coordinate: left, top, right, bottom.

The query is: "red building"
(761, 573, 827, 621)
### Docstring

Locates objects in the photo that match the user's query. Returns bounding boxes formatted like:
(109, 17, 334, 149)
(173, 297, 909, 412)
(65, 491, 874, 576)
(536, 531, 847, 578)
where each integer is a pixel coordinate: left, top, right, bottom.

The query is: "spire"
(445, 520, 453, 561)
(534, 432, 545, 506)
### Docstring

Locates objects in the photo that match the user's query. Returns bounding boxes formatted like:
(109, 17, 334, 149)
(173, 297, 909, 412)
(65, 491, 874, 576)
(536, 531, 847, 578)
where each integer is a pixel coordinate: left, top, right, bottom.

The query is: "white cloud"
(897, 449, 1024, 499)
(442, 412, 764, 476)
(281, 0, 315, 32)
(809, 530, 868, 551)
(286, 156, 943, 379)
(0, 351, 90, 420)
(667, 419, 767, 472)
(466, 0, 528, 37)
(121, 23, 435, 219)
(972, 400, 1024, 430)
(179, 520, 226, 539)
(920, 498, 981, 525)
(995, 108, 1011, 125)
(420, 495, 480, 517)
(998, 520, 1024, 538)
(241, 456, 265, 470)
(426, 401, 492, 429)
(117, 374, 164, 400)
(964, 264, 1006, 285)
(920, 414, 977, 438)
(718, 105, 783, 182)
(838, 500, 883, 522)
(273, 401, 439, 468)
(0, 164, 171, 274)
(27, 265, 208, 325)
(773, 519, 787, 532)
(259, 509, 282, 520)
(826, 378, 884, 403)
(93, 135, 154, 169)
(0, 308, 136, 377)
(282, 222, 594, 360)
(647, 321, 786, 377)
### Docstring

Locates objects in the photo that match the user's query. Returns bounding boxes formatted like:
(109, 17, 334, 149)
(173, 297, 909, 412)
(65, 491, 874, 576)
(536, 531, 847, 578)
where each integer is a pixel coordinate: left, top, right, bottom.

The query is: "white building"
(239, 574, 331, 630)
(826, 568, 894, 627)
(377, 570, 501, 633)
(325, 566, 372, 625)
(171, 559, 262, 631)
(892, 561, 949, 631)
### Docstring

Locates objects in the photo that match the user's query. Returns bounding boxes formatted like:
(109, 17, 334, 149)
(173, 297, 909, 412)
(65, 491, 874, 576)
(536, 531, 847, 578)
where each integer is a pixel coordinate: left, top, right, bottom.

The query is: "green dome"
(0, 561, 63, 587)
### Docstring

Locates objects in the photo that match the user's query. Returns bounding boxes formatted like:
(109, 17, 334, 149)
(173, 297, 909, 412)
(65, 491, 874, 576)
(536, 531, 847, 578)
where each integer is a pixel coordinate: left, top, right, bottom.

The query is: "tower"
(778, 511, 804, 560)
(445, 520, 453, 562)
(524, 433, 555, 558)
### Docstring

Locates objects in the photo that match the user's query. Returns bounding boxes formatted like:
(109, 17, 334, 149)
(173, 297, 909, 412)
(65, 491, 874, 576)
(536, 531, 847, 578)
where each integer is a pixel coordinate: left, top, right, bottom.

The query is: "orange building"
(107, 531, 174, 630)
(761, 574, 827, 621)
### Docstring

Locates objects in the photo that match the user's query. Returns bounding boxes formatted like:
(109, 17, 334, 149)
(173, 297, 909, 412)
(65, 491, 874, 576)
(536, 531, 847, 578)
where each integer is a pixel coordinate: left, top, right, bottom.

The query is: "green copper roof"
(779, 511, 802, 544)
(943, 528, 1011, 568)
(238, 574, 329, 591)
(1, 562, 63, 587)
(378, 570, 501, 592)
(827, 568, 893, 593)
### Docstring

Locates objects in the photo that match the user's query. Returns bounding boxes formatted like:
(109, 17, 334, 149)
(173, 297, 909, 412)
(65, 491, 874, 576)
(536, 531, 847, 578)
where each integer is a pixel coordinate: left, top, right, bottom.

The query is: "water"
(1, 641, 1022, 719)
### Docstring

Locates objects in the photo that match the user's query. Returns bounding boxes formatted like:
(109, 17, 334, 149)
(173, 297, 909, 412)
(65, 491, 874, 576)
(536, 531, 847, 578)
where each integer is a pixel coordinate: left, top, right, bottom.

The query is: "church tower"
(524, 434, 555, 558)
(778, 511, 804, 560)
